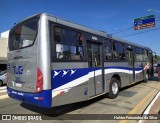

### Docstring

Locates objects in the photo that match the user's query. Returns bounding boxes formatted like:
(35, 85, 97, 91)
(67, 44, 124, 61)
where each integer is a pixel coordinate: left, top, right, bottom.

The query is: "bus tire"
(107, 78, 119, 99)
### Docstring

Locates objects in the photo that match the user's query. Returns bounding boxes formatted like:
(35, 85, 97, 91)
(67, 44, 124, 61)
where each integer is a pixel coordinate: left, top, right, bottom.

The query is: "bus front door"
(87, 42, 104, 97)
(127, 49, 135, 83)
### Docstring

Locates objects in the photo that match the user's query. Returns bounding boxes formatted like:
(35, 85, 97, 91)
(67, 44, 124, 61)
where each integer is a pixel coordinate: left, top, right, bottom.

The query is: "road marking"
(0, 86, 6, 90)
(138, 91, 160, 123)
(142, 91, 160, 114)
(119, 89, 157, 123)
(0, 94, 9, 99)
(0, 90, 7, 93)
(128, 90, 156, 114)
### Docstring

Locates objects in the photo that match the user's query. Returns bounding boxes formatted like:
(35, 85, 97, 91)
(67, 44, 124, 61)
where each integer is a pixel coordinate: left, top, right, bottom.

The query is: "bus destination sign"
(134, 15, 155, 30)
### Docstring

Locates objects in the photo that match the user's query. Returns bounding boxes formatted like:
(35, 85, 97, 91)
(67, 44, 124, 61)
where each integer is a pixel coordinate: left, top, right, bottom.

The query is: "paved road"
(0, 75, 160, 123)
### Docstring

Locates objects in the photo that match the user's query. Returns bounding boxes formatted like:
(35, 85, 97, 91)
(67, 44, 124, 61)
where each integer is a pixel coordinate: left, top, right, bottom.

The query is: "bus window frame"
(105, 39, 127, 62)
(135, 47, 144, 62)
(105, 38, 113, 61)
(9, 16, 40, 51)
(49, 22, 86, 62)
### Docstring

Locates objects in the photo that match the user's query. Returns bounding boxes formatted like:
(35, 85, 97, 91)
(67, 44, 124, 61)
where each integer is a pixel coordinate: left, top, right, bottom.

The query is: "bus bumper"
(7, 87, 52, 108)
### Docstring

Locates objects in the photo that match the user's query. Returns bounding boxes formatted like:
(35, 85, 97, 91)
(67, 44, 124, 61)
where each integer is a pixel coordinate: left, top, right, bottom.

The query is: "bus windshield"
(9, 20, 38, 51)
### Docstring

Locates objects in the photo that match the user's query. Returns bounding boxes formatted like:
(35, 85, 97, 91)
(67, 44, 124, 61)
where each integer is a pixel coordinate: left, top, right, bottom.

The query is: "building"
(0, 30, 9, 71)
(1, 30, 9, 38)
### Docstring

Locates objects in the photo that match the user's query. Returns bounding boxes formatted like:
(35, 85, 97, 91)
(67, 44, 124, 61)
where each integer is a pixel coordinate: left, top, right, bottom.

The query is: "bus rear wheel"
(107, 78, 119, 99)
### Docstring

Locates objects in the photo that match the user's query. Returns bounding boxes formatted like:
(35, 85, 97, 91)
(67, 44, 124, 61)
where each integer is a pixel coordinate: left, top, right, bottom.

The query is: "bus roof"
(41, 13, 107, 37)
(109, 35, 152, 51)
(13, 13, 152, 51)
(42, 13, 152, 51)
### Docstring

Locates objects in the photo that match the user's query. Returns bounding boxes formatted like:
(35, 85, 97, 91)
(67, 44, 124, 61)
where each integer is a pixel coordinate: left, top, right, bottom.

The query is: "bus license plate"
(15, 83, 22, 87)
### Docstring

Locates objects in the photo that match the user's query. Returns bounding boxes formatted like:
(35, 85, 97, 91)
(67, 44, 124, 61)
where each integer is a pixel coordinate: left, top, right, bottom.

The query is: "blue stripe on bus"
(51, 66, 143, 90)
(105, 66, 143, 71)
(51, 67, 99, 89)
(7, 87, 52, 108)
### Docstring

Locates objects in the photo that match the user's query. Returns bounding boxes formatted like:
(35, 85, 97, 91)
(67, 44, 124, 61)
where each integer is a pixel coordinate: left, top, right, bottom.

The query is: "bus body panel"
(104, 62, 130, 88)
(134, 62, 144, 82)
(7, 17, 40, 93)
(38, 15, 51, 90)
(52, 83, 88, 107)
(7, 40, 38, 93)
(7, 87, 52, 108)
(51, 66, 91, 106)
(7, 15, 52, 107)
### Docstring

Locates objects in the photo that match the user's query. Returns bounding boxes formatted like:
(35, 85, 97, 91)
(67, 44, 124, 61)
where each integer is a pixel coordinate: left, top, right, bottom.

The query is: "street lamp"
(147, 9, 160, 14)
(147, 9, 160, 21)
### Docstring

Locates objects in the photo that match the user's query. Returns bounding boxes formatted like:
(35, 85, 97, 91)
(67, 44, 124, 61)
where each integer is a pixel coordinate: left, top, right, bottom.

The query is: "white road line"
(0, 90, 7, 93)
(138, 91, 160, 123)
(0, 86, 6, 90)
(0, 94, 9, 99)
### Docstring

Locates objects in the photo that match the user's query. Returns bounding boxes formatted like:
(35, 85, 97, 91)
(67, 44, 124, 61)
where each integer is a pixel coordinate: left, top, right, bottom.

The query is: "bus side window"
(53, 27, 61, 43)
(136, 48, 143, 61)
(53, 26, 84, 61)
(105, 39, 113, 60)
(113, 41, 126, 60)
(143, 50, 149, 62)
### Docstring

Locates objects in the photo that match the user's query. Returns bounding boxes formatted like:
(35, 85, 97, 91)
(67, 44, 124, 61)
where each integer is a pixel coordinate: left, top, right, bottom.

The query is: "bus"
(7, 13, 153, 108)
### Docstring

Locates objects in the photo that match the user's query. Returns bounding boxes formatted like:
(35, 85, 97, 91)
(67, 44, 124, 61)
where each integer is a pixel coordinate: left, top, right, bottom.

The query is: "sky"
(0, 0, 160, 55)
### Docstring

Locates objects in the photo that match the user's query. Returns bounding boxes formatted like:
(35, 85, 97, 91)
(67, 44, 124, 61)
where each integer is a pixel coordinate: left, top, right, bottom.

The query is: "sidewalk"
(138, 76, 160, 123)
(120, 75, 160, 123)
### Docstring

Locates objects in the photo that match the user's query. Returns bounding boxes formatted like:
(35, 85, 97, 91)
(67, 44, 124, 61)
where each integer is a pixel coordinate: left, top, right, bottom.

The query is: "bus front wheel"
(107, 78, 119, 99)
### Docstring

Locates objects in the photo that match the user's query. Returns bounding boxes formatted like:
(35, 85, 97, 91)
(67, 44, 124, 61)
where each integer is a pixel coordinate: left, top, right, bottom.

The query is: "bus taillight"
(35, 68, 43, 93)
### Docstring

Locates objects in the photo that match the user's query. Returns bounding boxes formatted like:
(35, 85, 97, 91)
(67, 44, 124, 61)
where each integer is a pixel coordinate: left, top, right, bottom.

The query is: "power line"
(111, 17, 160, 35)
(120, 27, 160, 38)
(111, 26, 133, 35)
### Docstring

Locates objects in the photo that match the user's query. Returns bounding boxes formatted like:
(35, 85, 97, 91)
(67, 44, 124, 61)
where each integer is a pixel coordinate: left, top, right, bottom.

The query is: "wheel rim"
(112, 82, 118, 95)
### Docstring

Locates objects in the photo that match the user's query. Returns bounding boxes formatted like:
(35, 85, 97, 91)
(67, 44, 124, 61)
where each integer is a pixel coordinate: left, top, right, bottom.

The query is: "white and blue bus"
(7, 13, 153, 108)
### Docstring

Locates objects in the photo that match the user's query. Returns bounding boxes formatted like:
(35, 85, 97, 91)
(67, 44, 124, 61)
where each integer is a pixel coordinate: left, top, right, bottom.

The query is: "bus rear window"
(9, 20, 38, 51)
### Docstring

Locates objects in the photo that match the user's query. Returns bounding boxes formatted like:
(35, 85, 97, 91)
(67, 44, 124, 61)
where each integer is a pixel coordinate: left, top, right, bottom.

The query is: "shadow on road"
(0, 84, 7, 87)
(20, 75, 160, 118)
(20, 94, 106, 117)
(149, 76, 159, 81)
